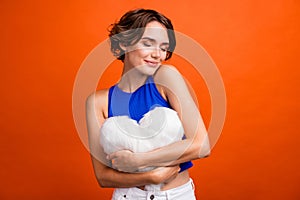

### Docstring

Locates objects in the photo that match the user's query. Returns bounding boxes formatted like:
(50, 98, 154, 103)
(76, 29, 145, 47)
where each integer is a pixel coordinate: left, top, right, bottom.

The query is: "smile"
(144, 60, 159, 67)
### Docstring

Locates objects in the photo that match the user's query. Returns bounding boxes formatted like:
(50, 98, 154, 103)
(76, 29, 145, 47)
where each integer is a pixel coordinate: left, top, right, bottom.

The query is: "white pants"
(112, 178, 196, 200)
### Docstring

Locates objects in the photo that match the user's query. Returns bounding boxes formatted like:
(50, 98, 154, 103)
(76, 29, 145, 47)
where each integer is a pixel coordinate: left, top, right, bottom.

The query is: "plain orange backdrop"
(1, 0, 299, 199)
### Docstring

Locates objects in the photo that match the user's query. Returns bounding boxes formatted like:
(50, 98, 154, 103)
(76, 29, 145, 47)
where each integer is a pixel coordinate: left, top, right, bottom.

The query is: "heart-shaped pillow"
(100, 107, 184, 171)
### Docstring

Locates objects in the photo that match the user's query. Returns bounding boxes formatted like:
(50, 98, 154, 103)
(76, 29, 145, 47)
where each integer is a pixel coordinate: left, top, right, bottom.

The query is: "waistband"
(113, 178, 194, 199)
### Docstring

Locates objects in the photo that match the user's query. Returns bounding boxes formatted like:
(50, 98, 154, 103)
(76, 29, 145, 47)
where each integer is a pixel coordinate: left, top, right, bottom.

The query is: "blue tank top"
(108, 76, 193, 172)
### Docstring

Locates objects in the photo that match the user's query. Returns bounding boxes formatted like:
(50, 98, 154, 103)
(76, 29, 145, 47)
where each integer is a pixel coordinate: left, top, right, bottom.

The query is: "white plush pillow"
(100, 107, 184, 172)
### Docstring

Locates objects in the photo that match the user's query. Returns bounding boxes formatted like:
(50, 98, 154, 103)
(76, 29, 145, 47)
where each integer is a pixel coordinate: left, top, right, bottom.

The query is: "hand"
(150, 166, 180, 185)
(107, 150, 142, 172)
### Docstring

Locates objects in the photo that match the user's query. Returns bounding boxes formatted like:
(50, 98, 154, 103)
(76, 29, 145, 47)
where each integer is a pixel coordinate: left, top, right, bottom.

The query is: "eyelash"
(142, 42, 152, 47)
(142, 42, 168, 52)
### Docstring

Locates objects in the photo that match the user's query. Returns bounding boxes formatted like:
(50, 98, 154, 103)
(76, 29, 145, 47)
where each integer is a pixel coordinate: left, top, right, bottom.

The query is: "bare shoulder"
(86, 89, 109, 119)
(86, 89, 109, 106)
(154, 64, 185, 88)
(155, 64, 181, 78)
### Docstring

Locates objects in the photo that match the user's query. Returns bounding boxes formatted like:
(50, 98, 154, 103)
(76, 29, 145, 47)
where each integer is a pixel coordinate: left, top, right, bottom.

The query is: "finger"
(111, 160, 120, 171)
(106, 152, 116, 160)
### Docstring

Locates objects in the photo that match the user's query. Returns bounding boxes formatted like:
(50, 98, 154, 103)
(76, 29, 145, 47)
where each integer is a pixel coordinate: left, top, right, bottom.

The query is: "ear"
(119, 43, 127, 51)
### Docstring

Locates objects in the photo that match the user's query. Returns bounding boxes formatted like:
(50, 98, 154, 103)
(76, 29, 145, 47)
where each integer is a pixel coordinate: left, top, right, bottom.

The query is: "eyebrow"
(141, 37, 169, 45)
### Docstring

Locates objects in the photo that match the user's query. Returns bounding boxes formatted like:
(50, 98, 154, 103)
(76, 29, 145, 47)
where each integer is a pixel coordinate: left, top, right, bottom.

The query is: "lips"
(144, 60, 159, 67)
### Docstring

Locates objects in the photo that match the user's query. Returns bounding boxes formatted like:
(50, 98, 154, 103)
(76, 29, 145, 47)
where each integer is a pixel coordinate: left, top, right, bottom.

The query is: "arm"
(108, 65, 210, 171)
(86, 91, 180, 187)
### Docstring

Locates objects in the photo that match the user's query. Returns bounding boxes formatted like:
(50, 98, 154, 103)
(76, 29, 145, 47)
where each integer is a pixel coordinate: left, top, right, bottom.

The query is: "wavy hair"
(108, 9, 176, 61)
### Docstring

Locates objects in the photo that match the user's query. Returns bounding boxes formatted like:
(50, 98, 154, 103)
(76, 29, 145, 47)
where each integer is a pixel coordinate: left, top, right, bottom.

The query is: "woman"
(86, 8, 210, 200)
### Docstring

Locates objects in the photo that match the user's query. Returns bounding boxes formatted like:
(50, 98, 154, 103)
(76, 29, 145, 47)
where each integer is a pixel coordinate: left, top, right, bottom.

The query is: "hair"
(108, 8, 176, 61)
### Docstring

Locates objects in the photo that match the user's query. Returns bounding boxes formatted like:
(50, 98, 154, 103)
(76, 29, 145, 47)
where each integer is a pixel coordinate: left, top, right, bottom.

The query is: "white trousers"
(112, 178, 196, 200)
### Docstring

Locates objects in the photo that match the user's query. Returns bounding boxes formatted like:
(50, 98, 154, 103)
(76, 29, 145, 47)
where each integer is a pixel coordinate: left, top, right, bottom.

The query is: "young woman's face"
(123, 21, 170, 75)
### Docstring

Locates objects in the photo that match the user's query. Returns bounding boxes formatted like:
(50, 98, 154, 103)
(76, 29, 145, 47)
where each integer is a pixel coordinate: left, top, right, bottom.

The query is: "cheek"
(127, 50, 147, 64)
(134, 48, 150, 58)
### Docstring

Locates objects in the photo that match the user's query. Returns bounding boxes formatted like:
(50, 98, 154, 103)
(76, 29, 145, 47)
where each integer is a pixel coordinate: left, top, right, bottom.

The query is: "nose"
(151, 47, 161, 59)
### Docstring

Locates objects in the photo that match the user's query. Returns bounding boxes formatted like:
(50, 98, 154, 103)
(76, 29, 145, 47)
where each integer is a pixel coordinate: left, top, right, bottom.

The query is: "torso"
(97, 75, 191, 190)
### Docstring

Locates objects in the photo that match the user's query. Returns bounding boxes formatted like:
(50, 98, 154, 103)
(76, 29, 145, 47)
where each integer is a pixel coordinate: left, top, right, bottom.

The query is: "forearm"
(92, 157, 155, 188)
(97, 167, 153, 188)
(138, 133, 210, 169)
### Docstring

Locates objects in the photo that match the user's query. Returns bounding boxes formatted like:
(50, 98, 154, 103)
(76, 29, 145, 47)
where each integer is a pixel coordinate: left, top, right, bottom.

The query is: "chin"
(137, 65, 160, 76)
(145, 67, 160, 76)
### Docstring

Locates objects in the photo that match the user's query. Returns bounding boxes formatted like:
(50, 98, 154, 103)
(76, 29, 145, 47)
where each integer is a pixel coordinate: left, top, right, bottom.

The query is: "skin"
(86, 21, 210, 190)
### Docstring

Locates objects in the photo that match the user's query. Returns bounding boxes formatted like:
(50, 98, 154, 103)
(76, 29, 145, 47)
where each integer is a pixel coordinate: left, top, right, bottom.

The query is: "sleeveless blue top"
(108, 76, 193, 172)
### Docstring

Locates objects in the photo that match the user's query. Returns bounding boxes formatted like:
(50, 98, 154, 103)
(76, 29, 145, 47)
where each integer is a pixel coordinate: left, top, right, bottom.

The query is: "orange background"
(1, 0, 299, 199)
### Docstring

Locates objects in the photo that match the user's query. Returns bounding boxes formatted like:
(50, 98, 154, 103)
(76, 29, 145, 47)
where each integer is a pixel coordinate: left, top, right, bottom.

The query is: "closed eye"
(140, 37, 169, 52)
(160, 45, 169, 52)
(142, 41, 152, 47)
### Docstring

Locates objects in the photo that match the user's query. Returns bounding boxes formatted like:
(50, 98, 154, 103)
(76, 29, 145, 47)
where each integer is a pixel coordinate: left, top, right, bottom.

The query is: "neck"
(118, 62, 149, 93)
